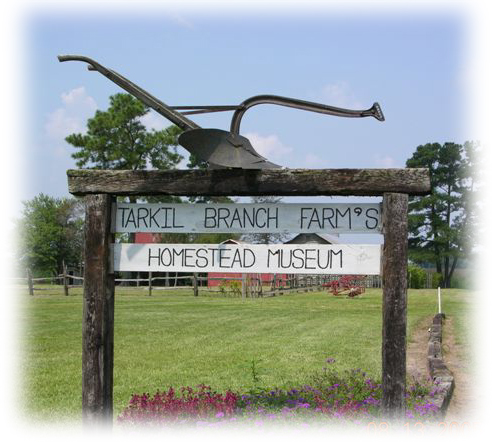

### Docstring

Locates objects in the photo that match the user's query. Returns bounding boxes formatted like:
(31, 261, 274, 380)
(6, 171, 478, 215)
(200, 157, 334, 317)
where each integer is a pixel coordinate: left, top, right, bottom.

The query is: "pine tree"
(406, 141, 480, 287)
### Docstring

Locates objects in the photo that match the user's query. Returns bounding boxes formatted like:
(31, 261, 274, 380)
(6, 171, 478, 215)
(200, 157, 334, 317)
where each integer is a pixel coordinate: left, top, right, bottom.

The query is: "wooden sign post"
(381, 193, 409, 418)
(68, 168, 429, 424)
(82, 194, 115, 423)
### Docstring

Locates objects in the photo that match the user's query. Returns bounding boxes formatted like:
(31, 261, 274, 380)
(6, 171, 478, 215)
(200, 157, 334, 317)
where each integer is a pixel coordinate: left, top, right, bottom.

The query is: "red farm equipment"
(323, 275, 366, 298)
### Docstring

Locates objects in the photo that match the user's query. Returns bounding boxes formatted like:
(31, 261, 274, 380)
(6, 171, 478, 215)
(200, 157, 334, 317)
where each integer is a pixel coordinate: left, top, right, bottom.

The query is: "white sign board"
(113, 203, 382, 234)
(113, 243, 381, 275)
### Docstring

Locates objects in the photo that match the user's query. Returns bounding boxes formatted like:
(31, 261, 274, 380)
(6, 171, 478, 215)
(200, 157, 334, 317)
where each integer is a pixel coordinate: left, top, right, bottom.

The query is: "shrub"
(228, 280, 242, 297)
(118, 385, 238, 424)
(217, 279, 242, 297)
(432, 272, 442, 289)
(408, 264, 427, 289)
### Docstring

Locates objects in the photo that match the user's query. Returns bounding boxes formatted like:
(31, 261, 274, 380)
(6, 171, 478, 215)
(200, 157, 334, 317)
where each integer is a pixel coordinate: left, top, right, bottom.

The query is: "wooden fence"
(16, 269, 438, 298)
(18, 270, 340, 298)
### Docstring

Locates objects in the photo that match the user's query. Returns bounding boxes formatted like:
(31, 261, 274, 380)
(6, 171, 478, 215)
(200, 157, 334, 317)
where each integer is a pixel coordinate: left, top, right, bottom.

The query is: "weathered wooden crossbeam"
(67, 168, 430, 197)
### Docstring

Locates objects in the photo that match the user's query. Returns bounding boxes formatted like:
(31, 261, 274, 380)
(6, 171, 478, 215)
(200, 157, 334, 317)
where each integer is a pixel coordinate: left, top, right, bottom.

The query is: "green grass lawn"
(19, 286, 472, 421)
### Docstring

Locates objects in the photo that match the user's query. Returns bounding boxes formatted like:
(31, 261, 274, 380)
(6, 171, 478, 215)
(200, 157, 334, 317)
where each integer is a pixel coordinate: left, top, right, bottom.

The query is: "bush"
(218, 279, 242, 297)
(228, 280, 242, 296)
(408, 265, 426, 289)
(432, 272, 442, 289)
(118, 385, 238, 424)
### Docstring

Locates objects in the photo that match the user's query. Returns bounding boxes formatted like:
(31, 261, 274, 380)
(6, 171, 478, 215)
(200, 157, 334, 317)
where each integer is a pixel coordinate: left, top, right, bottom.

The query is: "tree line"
(17, 94, 481, 287)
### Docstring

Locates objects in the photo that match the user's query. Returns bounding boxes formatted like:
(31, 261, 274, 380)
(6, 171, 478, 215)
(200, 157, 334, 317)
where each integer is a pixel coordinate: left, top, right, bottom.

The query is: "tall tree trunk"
(447, 256, 459, 288)
(435, 254, 442, 276)
(444, 256, 450, 288)
(443, 184, 452, 288)
(431, 202, 442, 275)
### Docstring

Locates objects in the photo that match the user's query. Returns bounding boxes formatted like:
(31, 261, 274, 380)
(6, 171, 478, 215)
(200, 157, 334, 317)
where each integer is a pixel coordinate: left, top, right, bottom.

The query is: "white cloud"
(243, 132, 293, 162)
(45, 86, 97, 140)
(45, 108, 83, 140)
(61, 87, 97, 110)
(320, 81, 363, 108)
(139, 109, 172, 131)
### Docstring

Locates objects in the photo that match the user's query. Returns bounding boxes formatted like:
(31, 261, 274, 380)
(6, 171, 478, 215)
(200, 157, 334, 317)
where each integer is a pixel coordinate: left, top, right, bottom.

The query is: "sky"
(19, 3, 471, 211)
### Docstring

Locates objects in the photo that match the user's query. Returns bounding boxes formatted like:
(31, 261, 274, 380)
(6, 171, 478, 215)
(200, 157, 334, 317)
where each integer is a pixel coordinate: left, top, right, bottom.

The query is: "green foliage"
(186, 152, 208, 170)
(218, 279, 242, 297)
(228, 280, 242, 297)
(432, 272, 442, 289)
(250, 358, 263, 385)
(408, 264, 426, 289)
(17, 194, 83, 276)
(406, 141, 481, 288)
(65, 93, 183, 171)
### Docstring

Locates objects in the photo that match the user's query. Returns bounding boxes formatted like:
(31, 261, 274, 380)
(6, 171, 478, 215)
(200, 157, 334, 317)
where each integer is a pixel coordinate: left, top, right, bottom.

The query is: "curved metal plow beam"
(57, 55, 200, 132)
(229, 94, 385, 134)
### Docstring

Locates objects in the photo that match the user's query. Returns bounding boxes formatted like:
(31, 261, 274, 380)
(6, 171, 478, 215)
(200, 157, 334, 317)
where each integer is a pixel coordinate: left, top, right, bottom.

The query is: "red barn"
(134, 232, 160, 243)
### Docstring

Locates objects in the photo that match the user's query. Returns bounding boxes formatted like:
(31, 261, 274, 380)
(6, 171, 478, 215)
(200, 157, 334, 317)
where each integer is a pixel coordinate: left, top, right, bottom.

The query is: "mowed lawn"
(19, 286, 472, 421)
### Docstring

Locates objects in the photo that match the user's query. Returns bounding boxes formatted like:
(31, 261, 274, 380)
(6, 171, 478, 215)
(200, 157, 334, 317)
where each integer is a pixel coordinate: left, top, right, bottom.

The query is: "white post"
(438, 286, 441, 314)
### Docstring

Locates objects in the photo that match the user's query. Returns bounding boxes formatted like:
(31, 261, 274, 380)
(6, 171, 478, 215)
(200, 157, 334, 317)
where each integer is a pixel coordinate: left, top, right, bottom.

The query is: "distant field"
(18, 286, 472, 421)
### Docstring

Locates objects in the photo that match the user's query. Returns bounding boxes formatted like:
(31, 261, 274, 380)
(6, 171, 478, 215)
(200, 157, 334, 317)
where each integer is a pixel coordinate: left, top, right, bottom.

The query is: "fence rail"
(15, 269, 433, 297)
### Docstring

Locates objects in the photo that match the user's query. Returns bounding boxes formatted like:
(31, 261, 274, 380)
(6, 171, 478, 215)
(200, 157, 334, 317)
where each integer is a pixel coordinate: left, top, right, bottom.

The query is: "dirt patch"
(406, 316, 432, 381)
(441, 317, 475, 422)
(406, 316, 474, 422)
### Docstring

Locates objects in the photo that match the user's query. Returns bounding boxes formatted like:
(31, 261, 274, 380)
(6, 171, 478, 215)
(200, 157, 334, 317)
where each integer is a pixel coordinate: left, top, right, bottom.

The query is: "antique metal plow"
(58, 55, 385, 169)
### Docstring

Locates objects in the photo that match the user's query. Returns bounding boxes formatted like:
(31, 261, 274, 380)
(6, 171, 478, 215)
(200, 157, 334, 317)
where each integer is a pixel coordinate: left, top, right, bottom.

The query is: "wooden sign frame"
(68, 167, 430, 423)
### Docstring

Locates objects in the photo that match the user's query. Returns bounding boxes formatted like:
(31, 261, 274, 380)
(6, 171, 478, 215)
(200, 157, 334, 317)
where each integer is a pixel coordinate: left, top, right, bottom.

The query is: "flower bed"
(118, 363, 444, 427)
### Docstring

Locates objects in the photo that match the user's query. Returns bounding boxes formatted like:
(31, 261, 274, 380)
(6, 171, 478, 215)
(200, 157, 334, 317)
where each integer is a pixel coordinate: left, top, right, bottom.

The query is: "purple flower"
(363, 396, 380, 406)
